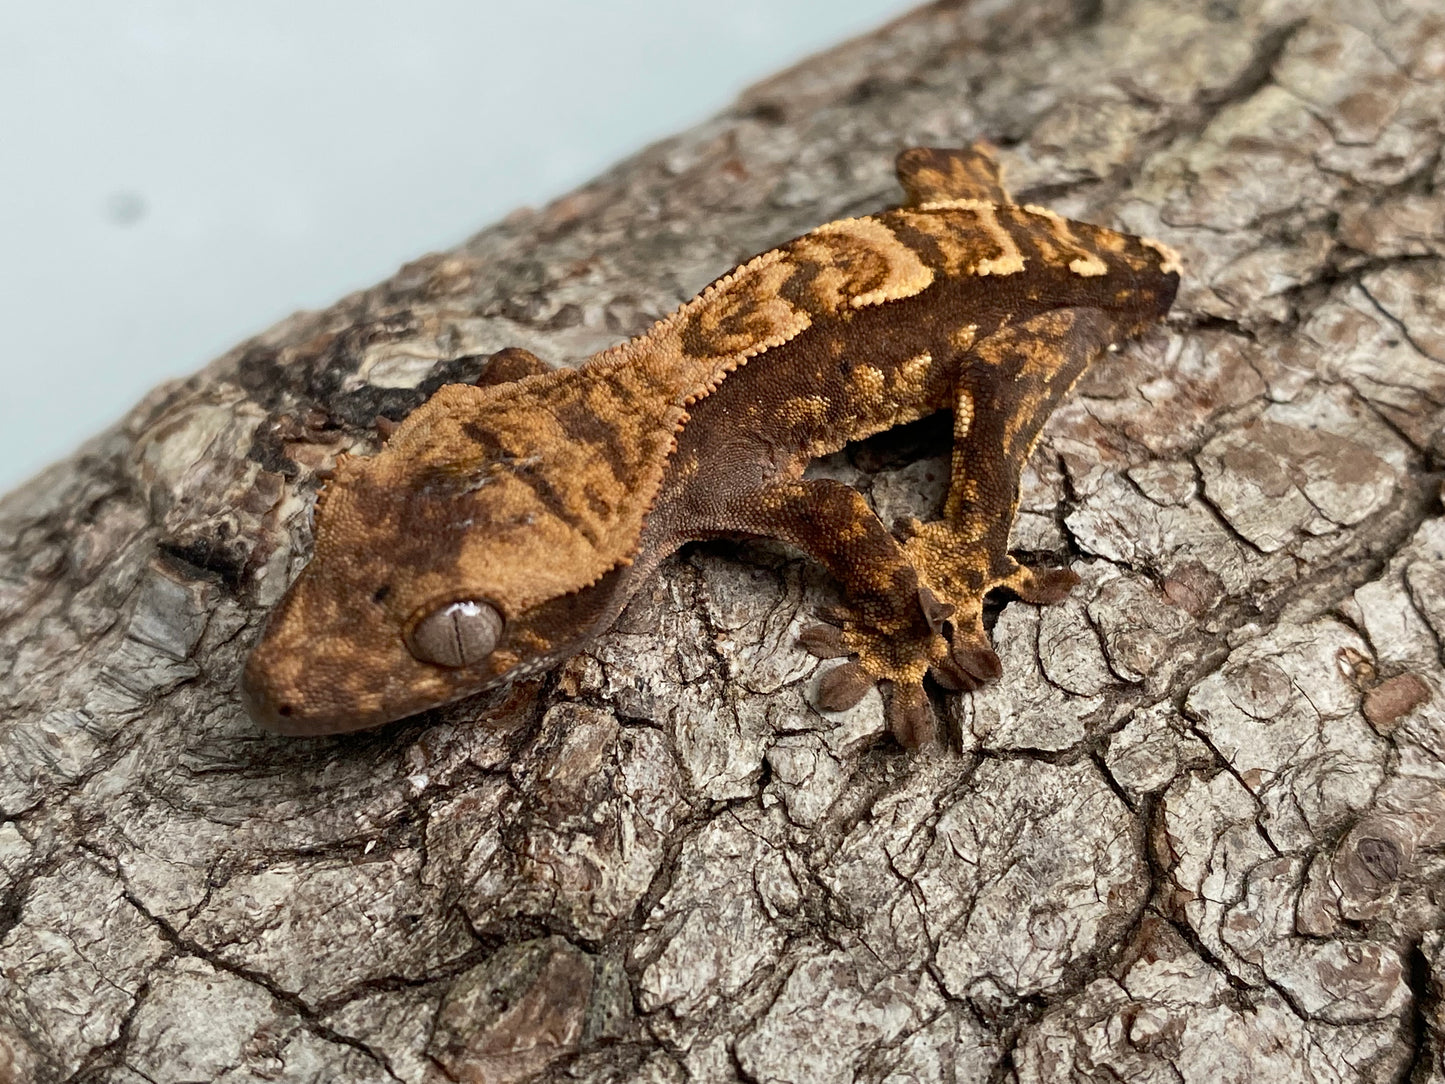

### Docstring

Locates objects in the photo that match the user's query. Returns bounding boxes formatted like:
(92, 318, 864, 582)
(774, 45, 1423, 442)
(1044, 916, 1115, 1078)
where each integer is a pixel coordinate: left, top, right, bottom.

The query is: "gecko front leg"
(671, 477, 955, 747)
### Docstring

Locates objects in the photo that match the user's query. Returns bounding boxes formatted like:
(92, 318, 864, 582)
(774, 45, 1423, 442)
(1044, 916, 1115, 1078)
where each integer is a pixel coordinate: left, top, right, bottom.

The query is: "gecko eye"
(405, 600, 503, 668)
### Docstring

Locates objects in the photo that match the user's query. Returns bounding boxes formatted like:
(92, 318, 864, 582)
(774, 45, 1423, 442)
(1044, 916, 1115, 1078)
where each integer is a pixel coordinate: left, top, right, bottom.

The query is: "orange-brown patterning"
(242, 144, 1180, 746)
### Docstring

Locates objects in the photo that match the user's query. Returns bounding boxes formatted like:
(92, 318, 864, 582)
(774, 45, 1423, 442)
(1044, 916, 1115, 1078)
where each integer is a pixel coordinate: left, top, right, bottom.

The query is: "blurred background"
(0, 0, 913, 495)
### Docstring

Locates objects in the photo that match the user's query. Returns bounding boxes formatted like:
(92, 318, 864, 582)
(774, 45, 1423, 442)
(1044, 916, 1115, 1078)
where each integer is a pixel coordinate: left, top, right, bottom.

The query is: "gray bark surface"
(3, 1, 1444, 1081)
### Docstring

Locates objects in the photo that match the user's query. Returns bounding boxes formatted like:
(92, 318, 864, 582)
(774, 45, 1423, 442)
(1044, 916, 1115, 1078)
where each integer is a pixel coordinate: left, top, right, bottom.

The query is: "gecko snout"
(238, 654, 300, 734)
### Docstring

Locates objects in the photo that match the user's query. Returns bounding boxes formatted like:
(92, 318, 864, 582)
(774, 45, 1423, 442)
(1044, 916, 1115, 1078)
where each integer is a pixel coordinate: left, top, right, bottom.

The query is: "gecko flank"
(241, 143, 1180, 745)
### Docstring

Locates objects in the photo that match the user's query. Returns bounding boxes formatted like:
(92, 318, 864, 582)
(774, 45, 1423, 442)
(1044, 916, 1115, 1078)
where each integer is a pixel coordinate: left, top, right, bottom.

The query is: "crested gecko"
(242, 144, 1180, 746)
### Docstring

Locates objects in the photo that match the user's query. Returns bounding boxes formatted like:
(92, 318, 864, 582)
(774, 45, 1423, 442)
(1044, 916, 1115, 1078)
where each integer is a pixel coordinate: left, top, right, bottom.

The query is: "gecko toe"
(917, 585, 956, 631)
(815, 603, 855, 626)
(929, 652, 972, 692)
(1004, 565, 1080, 605)
(478, 346, 551, 386)
(816, 661, 876, 712)
(798, 623, 851, 659)
(951, 639, 1003, 685)
(888, 682, 937, 748)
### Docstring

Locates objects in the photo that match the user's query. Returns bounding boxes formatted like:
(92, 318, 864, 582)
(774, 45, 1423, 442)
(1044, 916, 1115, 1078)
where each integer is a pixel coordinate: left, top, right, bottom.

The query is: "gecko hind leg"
(903, 307, 1117, 687)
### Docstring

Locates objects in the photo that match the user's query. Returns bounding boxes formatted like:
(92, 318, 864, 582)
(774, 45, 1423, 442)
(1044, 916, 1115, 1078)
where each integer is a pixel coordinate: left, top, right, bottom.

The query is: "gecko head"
(241, 380, 638, 736)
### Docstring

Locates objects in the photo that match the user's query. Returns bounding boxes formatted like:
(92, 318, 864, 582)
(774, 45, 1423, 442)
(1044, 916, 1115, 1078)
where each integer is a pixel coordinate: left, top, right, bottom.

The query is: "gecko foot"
(923, 560, 1076, 693)
(801, 607, 950, 748)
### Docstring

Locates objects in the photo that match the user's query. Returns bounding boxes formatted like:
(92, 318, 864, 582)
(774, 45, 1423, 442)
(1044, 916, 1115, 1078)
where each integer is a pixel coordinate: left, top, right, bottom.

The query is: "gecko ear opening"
(405, 600, 503, 668)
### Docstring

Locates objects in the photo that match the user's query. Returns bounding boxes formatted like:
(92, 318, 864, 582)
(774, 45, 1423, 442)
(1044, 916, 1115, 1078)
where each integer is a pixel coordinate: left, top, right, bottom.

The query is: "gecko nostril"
(240, 666, 297, 730)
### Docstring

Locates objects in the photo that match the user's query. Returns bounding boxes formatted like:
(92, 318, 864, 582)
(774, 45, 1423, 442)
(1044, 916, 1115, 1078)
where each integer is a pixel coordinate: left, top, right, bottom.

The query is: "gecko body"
(242, 145, 1179, 745)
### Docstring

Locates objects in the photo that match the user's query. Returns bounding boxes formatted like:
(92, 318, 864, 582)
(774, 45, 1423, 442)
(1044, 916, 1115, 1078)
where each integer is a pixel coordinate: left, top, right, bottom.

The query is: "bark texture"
(3, 1, 1445, 1081)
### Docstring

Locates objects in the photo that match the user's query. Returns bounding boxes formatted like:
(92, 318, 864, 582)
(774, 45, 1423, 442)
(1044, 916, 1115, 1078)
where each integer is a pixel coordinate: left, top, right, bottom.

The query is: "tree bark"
(4, 1, 1445, 1081)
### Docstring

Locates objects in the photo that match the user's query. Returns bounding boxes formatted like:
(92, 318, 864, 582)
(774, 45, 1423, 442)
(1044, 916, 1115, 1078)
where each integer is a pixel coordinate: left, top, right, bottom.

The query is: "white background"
(0, 1, 912, 495)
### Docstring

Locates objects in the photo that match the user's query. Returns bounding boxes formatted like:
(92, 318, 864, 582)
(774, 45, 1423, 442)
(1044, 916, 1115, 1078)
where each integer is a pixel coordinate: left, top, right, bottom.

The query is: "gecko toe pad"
(1003, 564, 1080, 605)
(798, 623, 851, 659)
(951, 637, 1003, 686)
(816, 660, 877, 712)
(888, 682, 937, 748)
